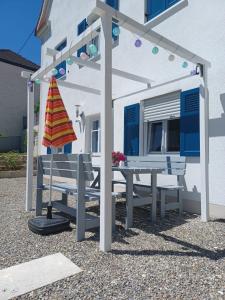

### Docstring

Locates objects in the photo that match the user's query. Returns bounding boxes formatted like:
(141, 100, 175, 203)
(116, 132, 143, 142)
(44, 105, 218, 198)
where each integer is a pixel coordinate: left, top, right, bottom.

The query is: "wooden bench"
(36, 153, 120, 241)
(113, 155, 186, 218)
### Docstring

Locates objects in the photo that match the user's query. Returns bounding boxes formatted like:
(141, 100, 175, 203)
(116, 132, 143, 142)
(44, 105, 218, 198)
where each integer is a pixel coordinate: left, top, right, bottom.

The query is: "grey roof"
(0, 49, 40, 71)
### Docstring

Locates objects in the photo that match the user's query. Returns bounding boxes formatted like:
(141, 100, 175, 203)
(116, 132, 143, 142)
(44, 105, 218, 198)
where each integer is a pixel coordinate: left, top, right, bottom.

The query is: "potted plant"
(112, 151, 126, 167)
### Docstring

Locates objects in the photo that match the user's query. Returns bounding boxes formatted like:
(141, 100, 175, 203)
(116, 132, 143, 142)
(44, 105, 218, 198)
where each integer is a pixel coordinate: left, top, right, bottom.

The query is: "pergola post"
(99, 13, 113, 252)
(25, 81, 35, 211)
(200, 65, 210, 221)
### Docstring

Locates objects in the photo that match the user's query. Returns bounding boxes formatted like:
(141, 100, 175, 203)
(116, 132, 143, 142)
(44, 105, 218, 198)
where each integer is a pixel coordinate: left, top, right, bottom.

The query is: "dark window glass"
(149, 122, 162, 152)
(167, 119, 180, 152)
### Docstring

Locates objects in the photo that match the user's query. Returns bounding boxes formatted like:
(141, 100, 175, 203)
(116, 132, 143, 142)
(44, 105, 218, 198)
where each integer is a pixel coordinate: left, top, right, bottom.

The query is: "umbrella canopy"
(42, 76, 77, 148)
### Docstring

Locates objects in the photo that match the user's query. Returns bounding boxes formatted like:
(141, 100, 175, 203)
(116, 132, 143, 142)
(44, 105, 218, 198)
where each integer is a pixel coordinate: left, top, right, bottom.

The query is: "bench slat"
(42, 161, 92, 172)
(43, 168, 94, 181)
(41, 153, 91, 162)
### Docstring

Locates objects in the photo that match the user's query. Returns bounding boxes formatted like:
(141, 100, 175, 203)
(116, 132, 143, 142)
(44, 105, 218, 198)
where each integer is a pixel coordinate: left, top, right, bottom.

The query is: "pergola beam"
(93, 0, 210, 67)
(45, 52, 153, 85)
(114, 73, 200, 101)
(41, 78, 101, 95)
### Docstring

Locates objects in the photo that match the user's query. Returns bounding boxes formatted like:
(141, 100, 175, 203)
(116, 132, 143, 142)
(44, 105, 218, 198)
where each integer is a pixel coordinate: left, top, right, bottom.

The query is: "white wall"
(38, 0, 225, 213)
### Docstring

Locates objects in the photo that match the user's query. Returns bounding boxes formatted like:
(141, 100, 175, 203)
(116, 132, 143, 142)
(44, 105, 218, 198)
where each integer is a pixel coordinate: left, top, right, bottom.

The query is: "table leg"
(91, 170, 100, 189)
(151, 172, 157, 222)
(125, 172, 133, 229)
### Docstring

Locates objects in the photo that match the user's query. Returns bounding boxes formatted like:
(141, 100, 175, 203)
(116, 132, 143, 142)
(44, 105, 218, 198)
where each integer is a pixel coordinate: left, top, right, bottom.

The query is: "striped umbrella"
(42, 77, 76, 148)
(42, 76, 77, 218)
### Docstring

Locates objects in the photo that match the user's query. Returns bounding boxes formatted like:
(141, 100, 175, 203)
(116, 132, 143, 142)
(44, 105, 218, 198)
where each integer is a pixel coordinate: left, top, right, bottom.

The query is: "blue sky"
(0, 0, 43, 65)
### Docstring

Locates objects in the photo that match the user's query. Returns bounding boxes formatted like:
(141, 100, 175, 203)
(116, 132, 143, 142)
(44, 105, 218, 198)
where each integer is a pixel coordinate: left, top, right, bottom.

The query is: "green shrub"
(0, 151, 23, 170)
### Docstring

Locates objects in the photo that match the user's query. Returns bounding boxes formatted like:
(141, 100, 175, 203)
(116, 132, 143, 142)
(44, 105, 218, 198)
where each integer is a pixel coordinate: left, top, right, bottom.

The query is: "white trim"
(25, 81, 34, 211)
(41, 79, 101, 95)
(99, 13, 113, 252)
(200, 66, 209, 221)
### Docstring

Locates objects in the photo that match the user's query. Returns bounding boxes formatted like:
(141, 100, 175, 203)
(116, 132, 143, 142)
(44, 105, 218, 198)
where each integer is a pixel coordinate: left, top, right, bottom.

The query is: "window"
(146, 118, 180, 154)
(55, 39, 67, 79)
(47, 143, 72, 154)
(146, 0, 181, 21)
(91, 119, 101, 153)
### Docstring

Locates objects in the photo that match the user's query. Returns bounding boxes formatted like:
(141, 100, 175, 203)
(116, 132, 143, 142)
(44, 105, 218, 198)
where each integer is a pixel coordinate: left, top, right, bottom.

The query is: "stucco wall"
(0, 61, 39, 151)
(38, 0, 225, 213)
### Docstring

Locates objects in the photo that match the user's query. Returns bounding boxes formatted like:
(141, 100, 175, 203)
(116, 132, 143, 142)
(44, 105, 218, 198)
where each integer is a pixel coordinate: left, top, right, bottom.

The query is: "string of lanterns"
(33, 25, 189, 85)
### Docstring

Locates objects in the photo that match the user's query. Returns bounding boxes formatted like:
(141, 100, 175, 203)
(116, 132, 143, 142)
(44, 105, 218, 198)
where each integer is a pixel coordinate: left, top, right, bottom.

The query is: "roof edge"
(35, 0, 52, 37)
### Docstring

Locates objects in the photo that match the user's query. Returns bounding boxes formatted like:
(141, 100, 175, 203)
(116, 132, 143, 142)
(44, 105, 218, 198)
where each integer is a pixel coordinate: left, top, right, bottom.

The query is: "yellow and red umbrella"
(42, 76, 77, 218)
(42, 76, 77, 148)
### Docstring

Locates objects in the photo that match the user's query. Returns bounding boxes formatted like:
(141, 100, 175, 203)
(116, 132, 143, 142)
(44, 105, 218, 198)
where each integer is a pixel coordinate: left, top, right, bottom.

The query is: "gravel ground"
(1, 177, 225, 300)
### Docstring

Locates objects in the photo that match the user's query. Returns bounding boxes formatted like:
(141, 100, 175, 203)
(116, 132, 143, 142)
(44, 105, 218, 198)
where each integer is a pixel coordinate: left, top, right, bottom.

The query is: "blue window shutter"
(106, 0, 119, 10)
(147, 0, 166, 20)
(47, 147, 51, 154)
(166, 0, 180, 8)
(180, 88, 200, 157)
(124, 104, 140, 156)
(64, 142, 72, 154)
(55, 39, 67, 79)
(77, 19, 88, 57)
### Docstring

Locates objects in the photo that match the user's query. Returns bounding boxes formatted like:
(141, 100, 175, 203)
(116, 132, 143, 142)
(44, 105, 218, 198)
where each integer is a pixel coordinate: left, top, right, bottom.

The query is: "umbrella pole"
(47, 146, 53, 219)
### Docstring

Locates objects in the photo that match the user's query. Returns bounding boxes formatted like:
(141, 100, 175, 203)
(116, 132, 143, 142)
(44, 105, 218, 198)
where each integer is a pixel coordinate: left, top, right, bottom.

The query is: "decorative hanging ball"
(27, 80, 33, 87)
(190, 69, 197, 76)
(59, 68, 66, 75)
(168, 54, 175, 61)
(43, 74, 50, 82)
(112, 26, 120, 37)
(182, 61, 188, 68)
(35, 78, 41, 85)
(80, 52, 89, 61)
(134, 38, 142, 48)
(88, 44, 98, 55)
(152, 46, 159, 55)
(66, 57, 73, 65)
(51, 68, 58, 76)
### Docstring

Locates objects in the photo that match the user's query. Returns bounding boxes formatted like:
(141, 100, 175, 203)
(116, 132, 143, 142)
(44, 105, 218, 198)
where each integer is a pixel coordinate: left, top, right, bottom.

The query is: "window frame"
(145, 118, 180, 155)
(86, 115, 101, 154)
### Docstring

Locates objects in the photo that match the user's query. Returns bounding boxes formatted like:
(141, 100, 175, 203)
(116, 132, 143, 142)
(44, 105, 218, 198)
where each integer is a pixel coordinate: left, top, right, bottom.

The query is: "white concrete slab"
(0, 253, 82, 300)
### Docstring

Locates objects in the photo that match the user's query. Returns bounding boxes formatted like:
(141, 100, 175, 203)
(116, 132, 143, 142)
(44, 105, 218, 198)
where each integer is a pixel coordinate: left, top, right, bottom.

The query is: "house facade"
(36, 0, 225, 218)
(0, 50, 39, 152)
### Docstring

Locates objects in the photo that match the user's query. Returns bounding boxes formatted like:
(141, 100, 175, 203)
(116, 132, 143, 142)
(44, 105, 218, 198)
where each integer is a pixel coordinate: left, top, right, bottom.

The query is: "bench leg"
(112, 198, 116, 233)
(160, 189, 166, 218)
(61, 193, 68, 206)
(125, 173, 133, 229)
(178, 190, 183, 216)
(36, 188, 43, 216)
(76, 197, 86, 242)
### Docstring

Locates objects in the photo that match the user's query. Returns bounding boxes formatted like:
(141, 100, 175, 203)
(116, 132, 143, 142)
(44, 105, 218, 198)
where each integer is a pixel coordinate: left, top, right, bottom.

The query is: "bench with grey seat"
(36, 153, 119, 241)
(113, 155, 186, 218)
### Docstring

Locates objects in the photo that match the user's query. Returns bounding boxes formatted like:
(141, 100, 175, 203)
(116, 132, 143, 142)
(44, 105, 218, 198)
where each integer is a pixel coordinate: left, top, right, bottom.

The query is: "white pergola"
(23, 0, 211, 252)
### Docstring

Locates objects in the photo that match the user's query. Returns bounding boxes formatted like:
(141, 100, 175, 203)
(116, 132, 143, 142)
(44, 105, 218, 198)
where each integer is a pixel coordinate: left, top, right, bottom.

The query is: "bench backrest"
(38, 153, 94, 181)
(127, 155, 186, 176)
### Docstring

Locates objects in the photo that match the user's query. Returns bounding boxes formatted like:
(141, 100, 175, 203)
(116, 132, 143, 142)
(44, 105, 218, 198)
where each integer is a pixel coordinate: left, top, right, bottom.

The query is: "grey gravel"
(1, 177, 225, 300)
